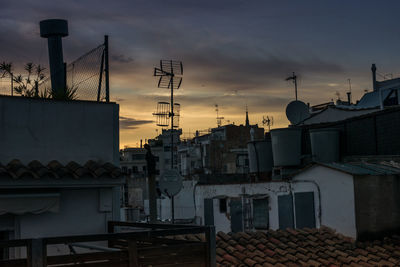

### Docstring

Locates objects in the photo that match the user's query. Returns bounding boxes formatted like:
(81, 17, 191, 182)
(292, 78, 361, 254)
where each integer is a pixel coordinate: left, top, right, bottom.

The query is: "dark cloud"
(119, 116, 153, 130)
(112, 54, 134, 64)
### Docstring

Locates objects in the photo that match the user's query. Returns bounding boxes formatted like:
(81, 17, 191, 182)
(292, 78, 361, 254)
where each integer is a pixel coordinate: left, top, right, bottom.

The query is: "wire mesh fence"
(0, 38, 108, 102)
(38, 43, 107, 101)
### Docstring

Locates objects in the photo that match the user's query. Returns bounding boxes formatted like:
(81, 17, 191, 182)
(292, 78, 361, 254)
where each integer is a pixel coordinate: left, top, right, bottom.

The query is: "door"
(278, 194, 294, 229)
(230, 199, 243, 232)
(253, 198, 269, 229)
(204, 198, 214, 226)
(294, 192, 316, 229)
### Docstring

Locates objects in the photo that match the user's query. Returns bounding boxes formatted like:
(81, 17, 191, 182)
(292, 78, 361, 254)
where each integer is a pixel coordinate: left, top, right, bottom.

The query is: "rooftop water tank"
(247, 139, 273, 174)
(310, 128, 340, 163)
(270, 128, 302, 167)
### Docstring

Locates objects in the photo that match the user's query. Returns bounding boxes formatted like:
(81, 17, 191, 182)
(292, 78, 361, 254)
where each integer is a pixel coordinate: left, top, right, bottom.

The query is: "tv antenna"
(153, 60, 183, 169)
(262, 116, 274, 131)
(153, 60, 183, 224)
(215, 104, 224, 127)
(286, 72, 298, 100)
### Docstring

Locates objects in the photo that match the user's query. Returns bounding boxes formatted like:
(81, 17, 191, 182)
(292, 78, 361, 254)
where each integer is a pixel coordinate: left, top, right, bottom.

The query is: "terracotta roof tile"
(216, 228, 400, 266)
(0, 159, 123, 179)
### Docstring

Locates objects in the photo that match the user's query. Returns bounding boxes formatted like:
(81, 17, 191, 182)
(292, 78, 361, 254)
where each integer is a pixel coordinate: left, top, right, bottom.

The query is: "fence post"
(29, 239, 46, 267)
(128, 239, 139, 267)
(107, 221, 114, 248)
(104, 35, 110, 102)
(205, 226, 216, 267)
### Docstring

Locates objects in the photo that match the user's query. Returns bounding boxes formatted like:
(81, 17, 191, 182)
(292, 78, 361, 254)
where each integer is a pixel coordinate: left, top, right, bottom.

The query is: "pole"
(104, 35, 110, 102)
(293, 72, 298, 101)
(10, 73, 13, 96)
(172, 196, 175, 224)
(97, 50, 105, 102)
(35, 81, 39, 97)
(170, 63, 174, 224)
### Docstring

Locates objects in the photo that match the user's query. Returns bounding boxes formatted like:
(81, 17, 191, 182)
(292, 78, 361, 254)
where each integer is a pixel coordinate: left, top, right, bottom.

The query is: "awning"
(0, 193, 60, 215)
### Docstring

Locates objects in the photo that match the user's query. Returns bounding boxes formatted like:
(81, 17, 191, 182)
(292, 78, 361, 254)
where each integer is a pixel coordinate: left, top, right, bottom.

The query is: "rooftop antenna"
(153, 60, 183, 224)
(215, 104, 224, 127)
(286, 72, 298, 100)
(262, 116, 274, 132)
(347, 78, 352, 104)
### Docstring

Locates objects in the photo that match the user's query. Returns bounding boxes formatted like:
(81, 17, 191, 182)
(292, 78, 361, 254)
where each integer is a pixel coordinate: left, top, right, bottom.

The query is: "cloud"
(111, 54, 134, 64)
(119, 116, 153, 130)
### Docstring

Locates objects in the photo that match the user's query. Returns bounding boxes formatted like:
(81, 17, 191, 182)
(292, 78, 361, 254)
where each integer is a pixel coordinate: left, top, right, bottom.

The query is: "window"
(122, 166, 128, 173)
(219, 198, 227, 213)
(164, 146, 171, 152)
(142, 166, 146, 172)
(132, 166, 138, 173)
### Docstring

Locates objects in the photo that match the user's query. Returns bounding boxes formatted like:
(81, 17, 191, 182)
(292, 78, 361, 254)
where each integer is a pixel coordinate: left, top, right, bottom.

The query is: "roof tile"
(215, 227, 400, 266)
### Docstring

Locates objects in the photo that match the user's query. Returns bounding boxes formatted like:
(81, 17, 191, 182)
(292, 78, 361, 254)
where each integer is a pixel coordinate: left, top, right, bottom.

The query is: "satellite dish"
(159, 169, 183, 197)
(286, 100, 310, 125)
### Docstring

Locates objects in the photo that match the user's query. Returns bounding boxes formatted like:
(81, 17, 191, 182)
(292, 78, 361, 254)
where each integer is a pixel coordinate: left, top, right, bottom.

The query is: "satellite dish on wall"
(286, 100, 310, 125)
(159, 169, 183, 197)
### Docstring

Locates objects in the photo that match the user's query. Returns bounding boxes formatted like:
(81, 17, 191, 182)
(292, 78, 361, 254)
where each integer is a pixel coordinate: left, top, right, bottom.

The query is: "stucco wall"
(294, 166, 357, 238)
(189, 165, 357, 238)
(0, 96, 119, 165)
(17, 188, 114, 256)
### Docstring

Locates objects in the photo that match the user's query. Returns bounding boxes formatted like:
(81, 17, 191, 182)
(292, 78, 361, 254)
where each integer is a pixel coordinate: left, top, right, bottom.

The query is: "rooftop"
(215, 227, 400, 266)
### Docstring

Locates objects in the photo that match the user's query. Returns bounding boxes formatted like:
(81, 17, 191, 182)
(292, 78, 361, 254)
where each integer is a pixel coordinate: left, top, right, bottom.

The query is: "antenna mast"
(262, 115, 274, 132)
(215, 104, 224, 127)
(153, 60, 183, 169)
(286, 72, 298, 101)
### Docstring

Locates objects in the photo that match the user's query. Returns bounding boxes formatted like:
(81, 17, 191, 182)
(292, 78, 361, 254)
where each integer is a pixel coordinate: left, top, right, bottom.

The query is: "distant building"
(178, 114, 264, 177)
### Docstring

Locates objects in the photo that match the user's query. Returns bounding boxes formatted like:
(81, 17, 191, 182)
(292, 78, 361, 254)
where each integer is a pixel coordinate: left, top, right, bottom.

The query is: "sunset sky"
(2, 1, 400, 148)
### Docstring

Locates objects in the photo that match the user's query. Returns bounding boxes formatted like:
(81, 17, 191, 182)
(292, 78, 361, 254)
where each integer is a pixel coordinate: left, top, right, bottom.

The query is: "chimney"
(371, 64, 377, 91)
(40, 19, 68, 94)
(140, 139, 143, 148)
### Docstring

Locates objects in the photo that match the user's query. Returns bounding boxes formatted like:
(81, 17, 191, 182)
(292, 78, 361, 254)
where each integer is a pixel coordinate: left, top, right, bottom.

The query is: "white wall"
(187, 165, 357, 237)
(17, 188, 114, 256)
(195, 182, 294, 233)
(294, 166, 356, 238)
(144, 180, 196, 221)
(0, 96, 119, 165)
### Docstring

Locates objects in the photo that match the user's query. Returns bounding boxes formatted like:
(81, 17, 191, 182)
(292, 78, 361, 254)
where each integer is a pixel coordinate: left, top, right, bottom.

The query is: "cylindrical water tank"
(270, 128, 302, 167)
(247, 139, 273, 173)
(310, 128, 340, 163)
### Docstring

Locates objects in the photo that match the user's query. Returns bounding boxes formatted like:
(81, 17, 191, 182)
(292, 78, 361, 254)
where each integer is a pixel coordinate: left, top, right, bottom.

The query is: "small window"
(142, 166, 146, 172)
(219, 198, 227, 213)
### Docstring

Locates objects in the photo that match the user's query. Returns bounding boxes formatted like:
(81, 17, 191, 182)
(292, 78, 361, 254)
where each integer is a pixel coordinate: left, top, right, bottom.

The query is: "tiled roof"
(216, 227, 400, 266)
(320, 162, 400, 176)
(0, 159, 122, 179)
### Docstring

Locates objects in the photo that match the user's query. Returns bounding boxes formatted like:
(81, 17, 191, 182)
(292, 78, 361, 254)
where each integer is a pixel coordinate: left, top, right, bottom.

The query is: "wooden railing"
(0, 221, 216, 267)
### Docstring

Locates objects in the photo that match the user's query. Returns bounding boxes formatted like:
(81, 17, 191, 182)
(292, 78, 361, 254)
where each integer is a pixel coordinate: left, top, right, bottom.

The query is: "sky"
(2, 0, 400, 148)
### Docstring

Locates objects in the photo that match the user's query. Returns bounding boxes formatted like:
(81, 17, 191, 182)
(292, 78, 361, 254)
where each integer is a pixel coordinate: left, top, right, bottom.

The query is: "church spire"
(245, 105, 249, 127)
